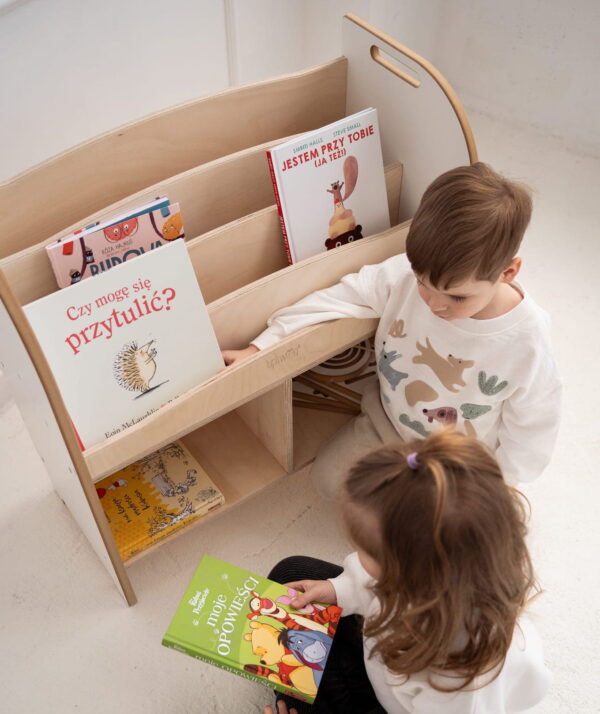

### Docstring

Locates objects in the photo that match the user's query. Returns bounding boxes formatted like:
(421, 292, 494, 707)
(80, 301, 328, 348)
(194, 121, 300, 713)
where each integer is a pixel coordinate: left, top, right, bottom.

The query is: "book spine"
(162, 638, 314, 705)
(266, 150, 294, 265)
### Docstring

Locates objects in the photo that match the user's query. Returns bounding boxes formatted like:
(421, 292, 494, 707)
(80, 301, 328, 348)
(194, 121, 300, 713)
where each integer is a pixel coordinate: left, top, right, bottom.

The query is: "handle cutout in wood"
(370, 45, 421, 88)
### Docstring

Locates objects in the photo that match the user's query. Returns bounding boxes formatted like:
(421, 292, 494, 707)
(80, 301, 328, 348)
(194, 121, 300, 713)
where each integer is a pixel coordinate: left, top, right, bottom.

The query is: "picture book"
(46, 197, 184, 288)
(96, 440, 224, 560)
(24, 239, 224, 449)
(162, 555, 342, 704)
(266, 108, 389, 264)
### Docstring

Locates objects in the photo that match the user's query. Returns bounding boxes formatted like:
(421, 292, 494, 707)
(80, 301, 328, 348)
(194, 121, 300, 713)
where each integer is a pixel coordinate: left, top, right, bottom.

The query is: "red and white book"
(25, 240, 223, 449)
(266, 108, 389, 264)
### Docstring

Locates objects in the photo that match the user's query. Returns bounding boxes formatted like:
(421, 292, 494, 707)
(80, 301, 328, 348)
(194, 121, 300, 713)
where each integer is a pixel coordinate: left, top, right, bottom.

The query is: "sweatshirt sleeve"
(495, 380, 562, 485)
(251, 255, 407, 351)
(327, 552, 375, 617)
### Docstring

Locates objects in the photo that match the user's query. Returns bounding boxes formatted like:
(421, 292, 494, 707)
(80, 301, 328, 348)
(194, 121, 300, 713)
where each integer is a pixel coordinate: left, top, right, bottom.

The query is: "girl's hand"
(285, 579, 337, 610)
(263, 701, 298, 714)
(221, 345, 259, 367)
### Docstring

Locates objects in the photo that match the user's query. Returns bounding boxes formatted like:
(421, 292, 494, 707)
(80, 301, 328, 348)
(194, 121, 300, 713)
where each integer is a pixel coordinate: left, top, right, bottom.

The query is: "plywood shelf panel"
(3, 135, 301, 305)
(191, 162, 403, 303)
(0, 160, 402, 308)
(83, 223, 409, 481)
(0, 58, 347, 259)
(122, 409, 288, 565)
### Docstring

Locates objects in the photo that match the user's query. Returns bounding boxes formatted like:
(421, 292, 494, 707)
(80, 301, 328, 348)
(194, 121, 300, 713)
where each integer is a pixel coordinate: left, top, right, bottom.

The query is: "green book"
(162, 555, 343, 704)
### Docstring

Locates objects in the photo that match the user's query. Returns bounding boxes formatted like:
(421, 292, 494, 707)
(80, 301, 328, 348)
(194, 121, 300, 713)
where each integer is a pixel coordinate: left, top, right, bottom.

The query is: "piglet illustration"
(378, 342, 408, 391)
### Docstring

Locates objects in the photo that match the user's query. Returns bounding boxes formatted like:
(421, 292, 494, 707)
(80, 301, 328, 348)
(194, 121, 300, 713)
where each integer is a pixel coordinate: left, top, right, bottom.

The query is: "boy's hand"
(221, 344, 259, 367)
(285, 579, 337, 609)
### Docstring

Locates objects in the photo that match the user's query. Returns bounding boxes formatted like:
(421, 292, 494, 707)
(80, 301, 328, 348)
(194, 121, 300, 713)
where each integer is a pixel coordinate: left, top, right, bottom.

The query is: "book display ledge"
(0, 14, 477, 604)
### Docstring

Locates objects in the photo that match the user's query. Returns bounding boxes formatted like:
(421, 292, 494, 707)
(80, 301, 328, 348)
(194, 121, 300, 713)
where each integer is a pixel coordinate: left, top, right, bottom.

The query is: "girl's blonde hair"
(343, 429, 535, 691)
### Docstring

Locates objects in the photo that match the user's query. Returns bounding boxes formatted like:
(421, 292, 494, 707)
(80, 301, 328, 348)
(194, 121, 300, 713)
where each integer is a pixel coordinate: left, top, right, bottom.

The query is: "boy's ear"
(500, 257, 522, 283)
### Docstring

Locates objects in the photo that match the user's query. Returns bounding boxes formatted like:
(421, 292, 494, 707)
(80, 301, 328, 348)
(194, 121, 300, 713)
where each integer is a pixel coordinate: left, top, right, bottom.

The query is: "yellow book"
(95, 441, 224, 560)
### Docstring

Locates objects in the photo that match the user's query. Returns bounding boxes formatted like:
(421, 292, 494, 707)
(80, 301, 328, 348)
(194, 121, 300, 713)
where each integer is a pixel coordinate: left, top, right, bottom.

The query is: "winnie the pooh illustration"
(243, 620, 318, 697)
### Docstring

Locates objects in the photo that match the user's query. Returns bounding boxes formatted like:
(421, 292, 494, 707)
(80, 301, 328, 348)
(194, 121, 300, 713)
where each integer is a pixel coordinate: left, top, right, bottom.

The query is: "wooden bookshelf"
(0, 14, 476, 604)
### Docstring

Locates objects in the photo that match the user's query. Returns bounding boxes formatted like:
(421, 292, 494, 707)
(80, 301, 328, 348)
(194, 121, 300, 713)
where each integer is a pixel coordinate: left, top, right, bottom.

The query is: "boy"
(223, 163, 562, 495)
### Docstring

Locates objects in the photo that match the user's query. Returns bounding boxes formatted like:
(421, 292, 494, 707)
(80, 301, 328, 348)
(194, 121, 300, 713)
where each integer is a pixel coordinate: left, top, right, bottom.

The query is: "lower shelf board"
(107, 410, 288, 565)
(293, 405, 354, 471)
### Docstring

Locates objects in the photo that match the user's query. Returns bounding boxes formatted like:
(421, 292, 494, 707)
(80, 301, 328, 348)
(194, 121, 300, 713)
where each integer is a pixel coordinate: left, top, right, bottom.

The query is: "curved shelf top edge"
(1, 56, 348, 190)
(2, 133, 303, 278)
(0, 58, 348, 258)
(344, 13, 477, 163)
(210, 221, 410, 314)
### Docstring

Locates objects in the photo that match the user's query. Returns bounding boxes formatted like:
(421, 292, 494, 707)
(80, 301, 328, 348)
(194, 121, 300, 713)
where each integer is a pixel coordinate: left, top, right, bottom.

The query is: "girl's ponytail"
(343, 429, 535, 691)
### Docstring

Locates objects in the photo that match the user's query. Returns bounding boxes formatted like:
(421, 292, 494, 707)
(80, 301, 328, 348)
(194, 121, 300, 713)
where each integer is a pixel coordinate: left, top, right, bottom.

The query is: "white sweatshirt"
(329, 552, 551, 714)
(252, 254, 561, 484)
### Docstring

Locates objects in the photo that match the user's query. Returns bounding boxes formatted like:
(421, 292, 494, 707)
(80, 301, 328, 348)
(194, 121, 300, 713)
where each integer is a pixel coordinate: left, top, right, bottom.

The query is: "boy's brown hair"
(406, 162, 532, 288)
(343, 430, 535, 691)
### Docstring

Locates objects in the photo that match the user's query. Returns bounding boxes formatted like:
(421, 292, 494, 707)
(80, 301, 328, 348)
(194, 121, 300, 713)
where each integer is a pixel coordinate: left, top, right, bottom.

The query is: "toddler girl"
(264, 430, 550, 714)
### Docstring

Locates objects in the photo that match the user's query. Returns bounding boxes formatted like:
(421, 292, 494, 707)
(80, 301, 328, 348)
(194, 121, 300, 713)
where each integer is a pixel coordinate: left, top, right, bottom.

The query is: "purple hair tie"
(406, 452, 420, 470)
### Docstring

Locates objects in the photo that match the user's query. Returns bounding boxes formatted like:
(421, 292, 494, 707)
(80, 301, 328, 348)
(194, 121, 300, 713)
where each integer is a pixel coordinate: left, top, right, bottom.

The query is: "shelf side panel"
(343, 14, 477, 221)
(237, 381, 293, 472)
(0, 272, 136, 605)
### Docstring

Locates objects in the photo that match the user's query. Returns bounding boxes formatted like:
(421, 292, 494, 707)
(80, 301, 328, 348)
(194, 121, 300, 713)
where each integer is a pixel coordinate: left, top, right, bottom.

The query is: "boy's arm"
(495, 382, 562, 485)
(251, 256, 405, 351)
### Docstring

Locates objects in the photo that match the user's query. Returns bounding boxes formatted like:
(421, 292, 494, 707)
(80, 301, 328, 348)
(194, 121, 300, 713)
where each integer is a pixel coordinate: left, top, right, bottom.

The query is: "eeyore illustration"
(278, 628, 333, 688)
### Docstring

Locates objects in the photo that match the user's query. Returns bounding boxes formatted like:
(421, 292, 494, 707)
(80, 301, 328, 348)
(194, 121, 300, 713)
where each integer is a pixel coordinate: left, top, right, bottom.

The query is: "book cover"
(162, 555, 342, 704)
(24, 240, 224, 449)
(266, 108, 390, 264)
(46, 197, 184, 288)
(96, 440, 225, 560)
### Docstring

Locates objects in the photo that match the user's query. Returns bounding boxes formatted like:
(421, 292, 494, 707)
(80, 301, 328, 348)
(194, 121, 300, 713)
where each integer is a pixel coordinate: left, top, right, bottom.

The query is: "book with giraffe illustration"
(162, 555, 342, 704)
(24, 240, 224, 449)
(266, 107, 389, 264)
(96, 440, 224, 560)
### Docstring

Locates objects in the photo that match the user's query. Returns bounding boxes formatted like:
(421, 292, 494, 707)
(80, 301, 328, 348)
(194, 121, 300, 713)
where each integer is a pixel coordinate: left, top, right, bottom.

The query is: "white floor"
(1, 110, 599, 714)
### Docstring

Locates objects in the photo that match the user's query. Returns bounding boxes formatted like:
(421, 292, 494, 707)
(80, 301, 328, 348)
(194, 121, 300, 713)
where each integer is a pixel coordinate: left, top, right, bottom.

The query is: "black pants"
(267, 556, 384, 714)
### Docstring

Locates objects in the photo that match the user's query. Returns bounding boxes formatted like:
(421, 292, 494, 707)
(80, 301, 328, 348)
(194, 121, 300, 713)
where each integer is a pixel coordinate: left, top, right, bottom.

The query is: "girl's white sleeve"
(327, 552, 375, 617)
(251, 256, 404, 351)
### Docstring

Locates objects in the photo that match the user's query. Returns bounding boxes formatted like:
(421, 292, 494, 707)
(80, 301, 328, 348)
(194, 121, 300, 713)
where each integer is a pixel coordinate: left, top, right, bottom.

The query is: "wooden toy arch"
(0, 15, 476, 605)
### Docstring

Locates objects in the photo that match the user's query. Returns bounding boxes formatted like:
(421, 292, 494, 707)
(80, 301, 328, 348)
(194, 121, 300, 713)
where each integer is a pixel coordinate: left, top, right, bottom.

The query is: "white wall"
(0, 0, 230, 181)
(434, 0, 600, 155)
(1, 0, 598, 183)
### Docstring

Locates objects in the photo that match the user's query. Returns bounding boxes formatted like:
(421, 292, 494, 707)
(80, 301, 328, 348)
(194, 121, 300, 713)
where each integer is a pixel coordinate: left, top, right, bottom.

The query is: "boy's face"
(414, 258, 521, 320)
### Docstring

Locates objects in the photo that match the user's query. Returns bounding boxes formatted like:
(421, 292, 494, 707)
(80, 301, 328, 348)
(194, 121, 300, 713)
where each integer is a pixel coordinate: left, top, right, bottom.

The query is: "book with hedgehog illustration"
(266, 107, 389, 264)
(96, 440, 224, 560)
(162, 555, 342, 704)
(24, 239, 223, 449)
(46, 196, 184, 289)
